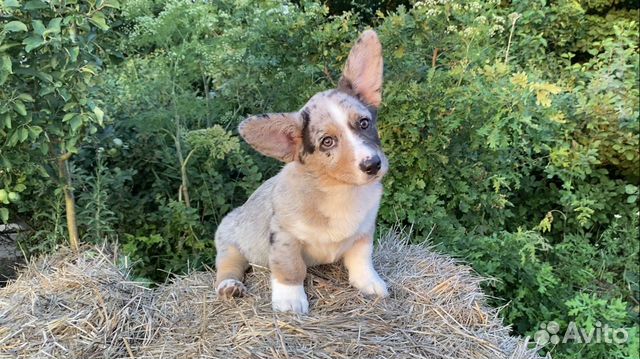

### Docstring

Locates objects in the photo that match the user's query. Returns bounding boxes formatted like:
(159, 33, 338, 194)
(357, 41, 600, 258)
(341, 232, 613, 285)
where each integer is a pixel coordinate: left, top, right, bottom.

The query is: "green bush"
(0, 0, 120, 251)
(2, 1, 638, 358)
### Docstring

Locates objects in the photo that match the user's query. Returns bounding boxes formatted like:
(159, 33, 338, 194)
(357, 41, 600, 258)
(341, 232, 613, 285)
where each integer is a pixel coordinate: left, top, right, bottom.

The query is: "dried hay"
(0, 233, 548, 359)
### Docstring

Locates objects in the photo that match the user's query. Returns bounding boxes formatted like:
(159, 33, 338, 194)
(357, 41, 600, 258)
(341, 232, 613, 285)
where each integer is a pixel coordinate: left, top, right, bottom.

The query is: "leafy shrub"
(0, 0, 120, 251)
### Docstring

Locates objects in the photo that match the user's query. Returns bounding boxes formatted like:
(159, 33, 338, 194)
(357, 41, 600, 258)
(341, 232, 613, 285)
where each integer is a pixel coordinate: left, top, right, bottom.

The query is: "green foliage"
(371, 2, 638, 358)
(3, 0, 638, 358)
(76, 150, 119, 242)
(0, 0, 119, 235)
(560, 293, 637, 358)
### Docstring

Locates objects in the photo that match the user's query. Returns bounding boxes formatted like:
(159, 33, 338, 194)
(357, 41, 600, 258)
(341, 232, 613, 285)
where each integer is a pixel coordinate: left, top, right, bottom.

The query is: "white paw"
(350, 271, 389, 297)
(271, 279, 309, 314)
(216, 278, 247, 298)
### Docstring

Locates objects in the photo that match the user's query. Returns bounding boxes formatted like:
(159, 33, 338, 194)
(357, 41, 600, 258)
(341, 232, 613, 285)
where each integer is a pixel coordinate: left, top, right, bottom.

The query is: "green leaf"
(4, 21, 28, 32)
(93, 106, 104, 125)
(67, 144, 78, 153)
(19, 127, 28, 142)
(0, 43, 18, 52)
(34, 70, 52, 83)
(102, 0, 120, 8)
(17, 93, 34, 102)
(70, 116, 82, 131)
(32, 20, 45, 36)
(0, 208, 8, 223)
(14, 183, 26, 192)
(13, 101, 26, 116)
(624, 151, 635, 161)
(0, 55, 11, 85)
(627, 195, 638, 204)
(62, 102, 77, 112)
(1, 55, 11, 73)
(44, 18, 62, 35)
(89, 12, 110, 31)
(4, 0, 20, 8)
(69, 46, 79, 62)
(7, 130, 20, 146)
(58, 87, 71, 101)
(24, 0, 48, 10)
(624, 184, 637, 194)
(62, 112, 76, 122)
(2, 114, 10, 129)
(39, 85, 55, 96)
(29, 125, 42, 139)
(23, 36, 45, 52)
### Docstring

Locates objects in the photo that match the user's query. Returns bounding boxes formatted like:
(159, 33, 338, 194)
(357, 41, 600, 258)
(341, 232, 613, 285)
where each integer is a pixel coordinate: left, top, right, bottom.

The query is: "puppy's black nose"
(359, 155, 382, 175)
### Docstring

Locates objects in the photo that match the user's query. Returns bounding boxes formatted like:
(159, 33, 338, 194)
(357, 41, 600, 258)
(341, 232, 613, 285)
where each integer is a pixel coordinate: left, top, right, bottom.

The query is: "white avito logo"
(534, 321, 561, 346)
(533, 321, 629, 346)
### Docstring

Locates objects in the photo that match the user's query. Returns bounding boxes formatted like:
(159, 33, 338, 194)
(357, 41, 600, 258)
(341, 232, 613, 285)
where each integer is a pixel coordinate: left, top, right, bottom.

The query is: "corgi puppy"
(214, 30, 388, 314)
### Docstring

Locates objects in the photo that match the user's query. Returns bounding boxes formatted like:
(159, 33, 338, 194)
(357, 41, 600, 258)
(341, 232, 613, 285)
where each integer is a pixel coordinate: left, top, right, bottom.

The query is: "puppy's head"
(239, 30, 387, 186)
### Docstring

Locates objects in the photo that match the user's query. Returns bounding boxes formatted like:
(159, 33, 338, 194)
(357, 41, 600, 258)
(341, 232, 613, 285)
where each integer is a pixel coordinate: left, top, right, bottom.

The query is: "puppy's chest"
(290, 184, 381, 246)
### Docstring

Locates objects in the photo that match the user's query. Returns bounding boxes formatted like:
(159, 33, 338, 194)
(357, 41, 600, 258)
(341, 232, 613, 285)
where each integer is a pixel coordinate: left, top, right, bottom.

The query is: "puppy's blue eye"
(321, 136, 335, 148)
(359, 118, 370, 129)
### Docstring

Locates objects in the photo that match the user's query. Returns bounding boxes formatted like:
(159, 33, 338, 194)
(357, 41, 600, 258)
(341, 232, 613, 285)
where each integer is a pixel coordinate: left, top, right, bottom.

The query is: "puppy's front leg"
(269, 232, 309, 314)
(343, 234, 389, 297)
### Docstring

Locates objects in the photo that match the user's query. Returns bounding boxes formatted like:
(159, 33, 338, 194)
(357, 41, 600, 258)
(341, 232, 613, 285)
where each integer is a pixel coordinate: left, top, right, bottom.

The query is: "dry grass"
(0, 233, 548, 359)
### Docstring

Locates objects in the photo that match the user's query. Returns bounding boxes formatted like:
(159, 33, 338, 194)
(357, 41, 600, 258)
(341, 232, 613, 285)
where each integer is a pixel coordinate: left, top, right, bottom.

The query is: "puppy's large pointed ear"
(238, 112, 302, 162)
(338, 30, 383, 109)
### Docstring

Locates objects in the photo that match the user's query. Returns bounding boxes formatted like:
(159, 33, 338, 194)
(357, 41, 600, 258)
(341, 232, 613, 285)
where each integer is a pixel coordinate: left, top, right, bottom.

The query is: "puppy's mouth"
(365, 169, 387, 184)
(370, 173, 384, 182)
(322, 169, 384, 187)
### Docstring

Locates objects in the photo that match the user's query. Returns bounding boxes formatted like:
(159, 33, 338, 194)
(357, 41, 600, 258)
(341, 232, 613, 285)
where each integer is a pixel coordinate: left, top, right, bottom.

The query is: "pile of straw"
(0, 233, 548, 359)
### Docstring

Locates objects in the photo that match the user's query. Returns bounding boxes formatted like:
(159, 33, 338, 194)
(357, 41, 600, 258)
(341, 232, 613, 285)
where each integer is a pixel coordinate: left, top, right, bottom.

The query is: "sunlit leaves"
(3, 21, 28, 32)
